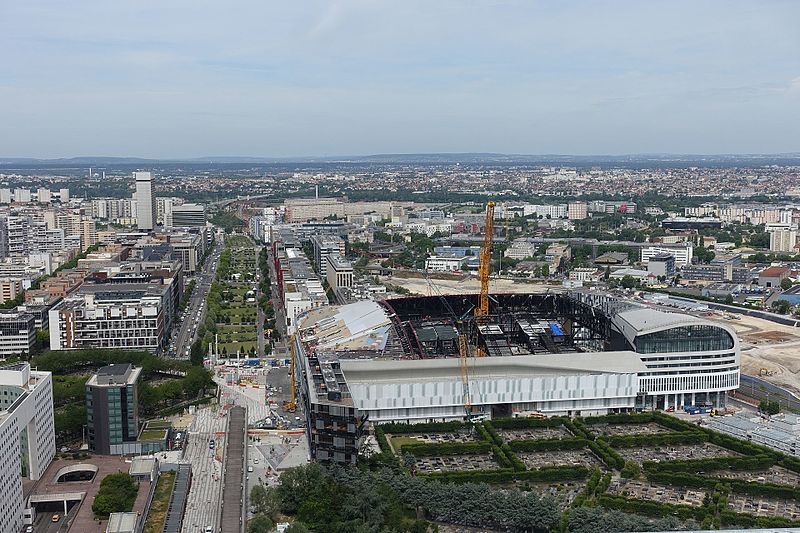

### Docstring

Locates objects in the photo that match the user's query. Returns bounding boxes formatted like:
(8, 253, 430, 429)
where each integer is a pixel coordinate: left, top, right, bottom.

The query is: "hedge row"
(374, 425, 393, 455)
(509, 437, 588, 453)
(647, 471, 800, 501)
(606, 431, 706, 449)
(489, 417, 566, 430)
(597, 494, 707, 522)
(565, 419, 593, 440)
(400, 441, 493, 457)
(651, 412, 701, 432)
(588, 439, 625, 470)
(720, 510, 800, 529)
(424, 465, 589, 484)
(581, 413, 656, 426)
(379, 421, 475, 435)
(643, 454, 775, 474)
(492, 445, 513, 469)
(500, 442, 527, 471)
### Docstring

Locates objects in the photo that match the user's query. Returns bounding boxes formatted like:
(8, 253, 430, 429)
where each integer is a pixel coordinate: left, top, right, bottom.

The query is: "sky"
(1, 1, 799, 158)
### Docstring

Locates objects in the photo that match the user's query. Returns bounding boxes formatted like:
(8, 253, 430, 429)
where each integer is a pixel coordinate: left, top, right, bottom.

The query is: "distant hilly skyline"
(1, 152, 799, 167)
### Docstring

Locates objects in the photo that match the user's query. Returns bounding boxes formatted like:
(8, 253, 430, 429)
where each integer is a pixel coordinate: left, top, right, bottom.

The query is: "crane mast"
(476, 201, 495, 318)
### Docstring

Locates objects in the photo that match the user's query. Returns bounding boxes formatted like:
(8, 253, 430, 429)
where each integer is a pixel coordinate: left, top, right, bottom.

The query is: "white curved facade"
(611, 308, 740, 409)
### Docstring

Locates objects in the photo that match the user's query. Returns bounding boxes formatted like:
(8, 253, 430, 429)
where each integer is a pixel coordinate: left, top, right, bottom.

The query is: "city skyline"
(2, 1, 799, 158)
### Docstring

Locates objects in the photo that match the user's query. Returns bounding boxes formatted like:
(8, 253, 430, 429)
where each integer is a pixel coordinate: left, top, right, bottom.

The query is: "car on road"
(205, 527, 213, 533)
(51, 514, 61, 522)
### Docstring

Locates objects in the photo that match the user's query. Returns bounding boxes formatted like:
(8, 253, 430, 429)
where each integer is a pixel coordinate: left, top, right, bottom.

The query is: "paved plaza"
(183, 406, 226, 533)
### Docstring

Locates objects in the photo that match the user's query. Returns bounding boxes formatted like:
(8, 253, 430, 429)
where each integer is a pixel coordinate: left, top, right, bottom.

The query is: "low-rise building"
(759, 266, 791, 288)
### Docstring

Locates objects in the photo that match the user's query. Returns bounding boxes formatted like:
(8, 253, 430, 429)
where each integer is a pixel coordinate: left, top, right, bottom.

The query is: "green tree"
(781, 277, 793, 290)
(541, 264, 549, 278)
(760, 399, 781, 415)
(283, 524, 310, 533)
(247, 514, 275, 533)
(772, 299, 792, 315)
(620, 275, 638, 289)
(92, 473, 138, 517)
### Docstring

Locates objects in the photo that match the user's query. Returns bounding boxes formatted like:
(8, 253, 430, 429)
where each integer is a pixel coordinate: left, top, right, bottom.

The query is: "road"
(221, 406, 246, 533)
(170, 232, 225, 359)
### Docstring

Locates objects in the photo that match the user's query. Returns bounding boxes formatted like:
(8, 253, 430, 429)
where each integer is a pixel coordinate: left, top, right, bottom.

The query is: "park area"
(206, 235, 261, 357)
(374, 411, 800, 530)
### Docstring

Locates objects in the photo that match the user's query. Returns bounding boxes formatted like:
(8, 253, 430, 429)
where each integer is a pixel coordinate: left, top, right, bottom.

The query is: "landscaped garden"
(196, 235, 262, 359)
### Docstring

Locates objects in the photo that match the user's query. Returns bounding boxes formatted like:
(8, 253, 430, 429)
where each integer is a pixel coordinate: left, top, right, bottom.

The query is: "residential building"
(134, 172, 156, 231)
(0, 311, 36, 359)
(85, 364, 141, 454)
(0, 278, 23, 304)
(770, 229, 798, 253)
(0, 362, 55, 532)
(567, 201, 588, 220)
(641, 244, 693, 267)
(49, 283, 172, 352)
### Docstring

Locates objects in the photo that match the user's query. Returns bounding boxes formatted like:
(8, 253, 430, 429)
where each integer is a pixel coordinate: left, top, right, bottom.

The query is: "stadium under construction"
(293, 291, 740, 464)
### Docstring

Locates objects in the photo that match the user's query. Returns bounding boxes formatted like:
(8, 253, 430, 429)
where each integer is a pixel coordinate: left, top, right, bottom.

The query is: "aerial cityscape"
(2, 2, 800, 533)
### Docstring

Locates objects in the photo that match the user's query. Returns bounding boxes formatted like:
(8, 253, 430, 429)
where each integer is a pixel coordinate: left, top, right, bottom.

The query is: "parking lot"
(618, 443, 739, 464)
(414, 454, 500, 473)
(590, 422, 671, 437)
(518, 449, 604, 469)
(496, 427, 571, 441)
(609, 479, 707, 507)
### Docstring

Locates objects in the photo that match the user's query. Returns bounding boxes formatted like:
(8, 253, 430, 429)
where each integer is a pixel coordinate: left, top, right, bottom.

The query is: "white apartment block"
(770, 229, 798, 253)
(326, 254, 354, 290)
(49, 286, 169, 352)
(0, 362, 56, 532)
(640, 244, 693, 267)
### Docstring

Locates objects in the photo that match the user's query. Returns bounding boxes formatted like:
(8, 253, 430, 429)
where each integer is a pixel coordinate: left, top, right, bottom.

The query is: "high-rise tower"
(134, 171, 156, 231)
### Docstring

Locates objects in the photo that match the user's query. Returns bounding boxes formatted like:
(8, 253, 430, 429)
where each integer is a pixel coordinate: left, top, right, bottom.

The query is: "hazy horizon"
(2, 1, 799, 158)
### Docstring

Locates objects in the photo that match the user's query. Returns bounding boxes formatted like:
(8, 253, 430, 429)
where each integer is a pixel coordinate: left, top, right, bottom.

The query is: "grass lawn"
(143, 471, 176, 533)
(139, 429, 168, 441)
(218, 341, 257, 355)
(389, 435, 424, 454)
(226, 235, 253, 247)
(145, 420, 172, 429)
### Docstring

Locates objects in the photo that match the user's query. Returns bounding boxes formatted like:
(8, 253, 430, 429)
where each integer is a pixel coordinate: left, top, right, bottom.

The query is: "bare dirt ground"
(707, 313, 800, 395)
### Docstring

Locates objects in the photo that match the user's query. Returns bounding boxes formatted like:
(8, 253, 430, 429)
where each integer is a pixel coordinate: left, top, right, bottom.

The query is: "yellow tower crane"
(459, 200, 495, 417)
